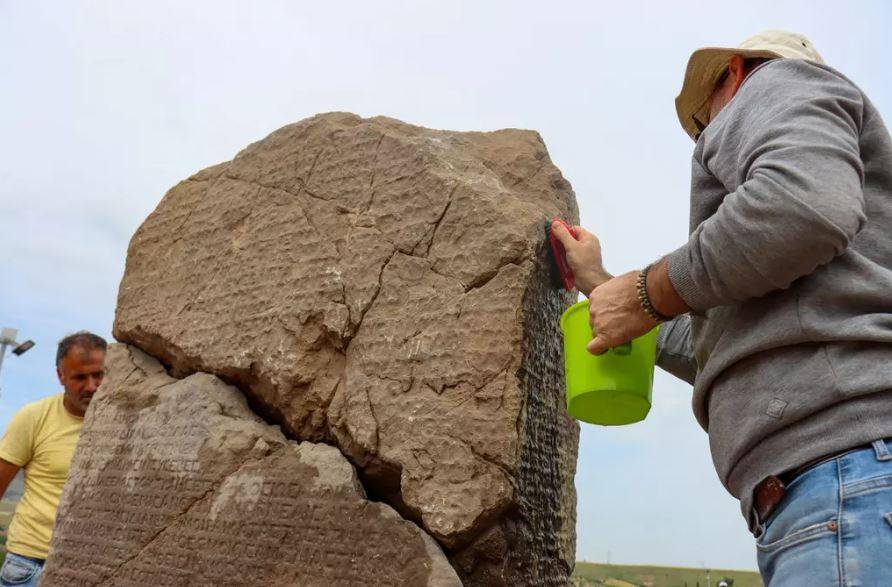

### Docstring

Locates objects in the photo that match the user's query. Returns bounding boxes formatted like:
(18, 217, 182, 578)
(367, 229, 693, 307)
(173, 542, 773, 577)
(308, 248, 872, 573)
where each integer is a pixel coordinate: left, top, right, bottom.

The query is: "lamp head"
(12, 340, 35, 356)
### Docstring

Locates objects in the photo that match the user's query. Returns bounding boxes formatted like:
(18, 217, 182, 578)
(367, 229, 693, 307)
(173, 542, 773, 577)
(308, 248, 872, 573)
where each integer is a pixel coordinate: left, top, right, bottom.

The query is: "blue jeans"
(0, 552, 43, 587)
(756, 439, 892, 586)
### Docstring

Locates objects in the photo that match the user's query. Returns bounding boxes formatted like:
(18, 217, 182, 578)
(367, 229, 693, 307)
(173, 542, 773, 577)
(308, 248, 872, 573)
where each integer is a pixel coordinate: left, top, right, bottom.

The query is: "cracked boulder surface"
(41, 344, 460, 586)
(112, 112, 580, 583)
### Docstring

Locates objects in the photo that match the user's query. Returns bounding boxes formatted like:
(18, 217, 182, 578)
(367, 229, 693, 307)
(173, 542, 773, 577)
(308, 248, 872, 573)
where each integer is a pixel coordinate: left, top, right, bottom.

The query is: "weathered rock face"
(88, 112, 578, 583)
(41, 344, 461, 586)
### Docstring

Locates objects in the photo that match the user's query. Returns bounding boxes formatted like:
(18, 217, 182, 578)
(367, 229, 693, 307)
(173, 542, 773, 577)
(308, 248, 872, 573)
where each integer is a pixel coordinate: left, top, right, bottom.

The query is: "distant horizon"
(574, 560, 761, 573)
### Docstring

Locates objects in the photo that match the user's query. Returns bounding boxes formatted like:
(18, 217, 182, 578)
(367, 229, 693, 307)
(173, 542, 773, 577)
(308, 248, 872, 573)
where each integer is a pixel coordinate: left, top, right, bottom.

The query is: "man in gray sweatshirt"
(552, 30, 892, 585)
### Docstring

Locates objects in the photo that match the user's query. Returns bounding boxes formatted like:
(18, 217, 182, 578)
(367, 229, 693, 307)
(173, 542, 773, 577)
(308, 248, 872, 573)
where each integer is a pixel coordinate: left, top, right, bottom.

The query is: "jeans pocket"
(756, 519, 837, 554)
(0, 556, 37, 586)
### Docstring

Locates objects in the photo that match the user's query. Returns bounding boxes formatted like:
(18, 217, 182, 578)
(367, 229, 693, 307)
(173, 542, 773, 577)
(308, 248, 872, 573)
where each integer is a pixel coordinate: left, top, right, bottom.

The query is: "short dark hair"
(56, 331, 108, 367)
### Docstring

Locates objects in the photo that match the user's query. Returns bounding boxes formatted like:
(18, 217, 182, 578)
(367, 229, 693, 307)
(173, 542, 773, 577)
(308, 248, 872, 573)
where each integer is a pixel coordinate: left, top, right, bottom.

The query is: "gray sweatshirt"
(658, 59, 892, 532)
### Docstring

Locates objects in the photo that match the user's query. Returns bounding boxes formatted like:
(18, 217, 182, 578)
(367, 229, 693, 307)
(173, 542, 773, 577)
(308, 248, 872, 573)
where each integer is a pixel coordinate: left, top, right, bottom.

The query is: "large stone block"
(41, 344, 460, 586)
(111, 113, 579, 583)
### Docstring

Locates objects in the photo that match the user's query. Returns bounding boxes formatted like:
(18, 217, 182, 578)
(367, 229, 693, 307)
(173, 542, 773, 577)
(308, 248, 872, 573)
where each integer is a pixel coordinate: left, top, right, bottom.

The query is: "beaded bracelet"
(636, 264, 671, 323)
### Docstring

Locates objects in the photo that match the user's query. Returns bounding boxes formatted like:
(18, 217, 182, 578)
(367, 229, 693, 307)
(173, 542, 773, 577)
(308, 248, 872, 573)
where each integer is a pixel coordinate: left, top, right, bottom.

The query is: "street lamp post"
(0, 328, 35, 395)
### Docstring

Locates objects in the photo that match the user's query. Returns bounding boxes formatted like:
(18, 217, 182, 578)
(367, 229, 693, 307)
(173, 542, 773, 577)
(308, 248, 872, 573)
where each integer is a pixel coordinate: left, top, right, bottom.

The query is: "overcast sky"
(1, 0, 890, 573)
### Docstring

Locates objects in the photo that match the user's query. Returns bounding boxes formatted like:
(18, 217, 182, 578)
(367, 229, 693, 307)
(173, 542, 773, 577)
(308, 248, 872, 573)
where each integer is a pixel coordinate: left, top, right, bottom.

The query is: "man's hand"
(550, 220, 612, 296)
(587, 271, 661, 355)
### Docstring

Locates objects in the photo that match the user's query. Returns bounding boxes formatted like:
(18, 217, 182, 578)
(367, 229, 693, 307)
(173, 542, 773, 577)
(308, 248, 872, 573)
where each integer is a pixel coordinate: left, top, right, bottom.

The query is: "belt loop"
(753, 514, 765, 538)
(872, 439, 892, 461)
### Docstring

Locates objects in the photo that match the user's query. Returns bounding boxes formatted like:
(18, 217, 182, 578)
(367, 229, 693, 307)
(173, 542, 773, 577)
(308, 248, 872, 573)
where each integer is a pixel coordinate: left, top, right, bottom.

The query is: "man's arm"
(656, 314, 697, 385)
(666, 60, 865, 312)
(585, 61, 866, 354)
(0, 459, 20, 501)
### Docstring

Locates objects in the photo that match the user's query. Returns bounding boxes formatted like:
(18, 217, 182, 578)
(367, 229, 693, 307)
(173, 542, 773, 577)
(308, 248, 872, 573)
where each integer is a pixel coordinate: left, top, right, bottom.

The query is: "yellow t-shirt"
(0, 393, 83, 559)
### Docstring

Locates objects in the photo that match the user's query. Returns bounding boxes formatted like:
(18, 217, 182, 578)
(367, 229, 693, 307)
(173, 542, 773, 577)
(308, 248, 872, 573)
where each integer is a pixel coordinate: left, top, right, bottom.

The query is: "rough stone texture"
(110, 112, 579, 583)
(41, 344, 460, 586)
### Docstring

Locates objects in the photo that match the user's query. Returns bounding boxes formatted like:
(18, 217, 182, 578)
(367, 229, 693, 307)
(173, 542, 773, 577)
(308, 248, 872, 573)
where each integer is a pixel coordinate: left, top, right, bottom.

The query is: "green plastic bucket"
(559, 300, 659, 425)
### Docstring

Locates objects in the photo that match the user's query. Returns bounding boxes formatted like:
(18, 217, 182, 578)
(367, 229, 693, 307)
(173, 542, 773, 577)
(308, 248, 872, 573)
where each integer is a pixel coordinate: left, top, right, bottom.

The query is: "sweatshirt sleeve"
(667, 60, 866, 312)
(656, 314, 697, 385)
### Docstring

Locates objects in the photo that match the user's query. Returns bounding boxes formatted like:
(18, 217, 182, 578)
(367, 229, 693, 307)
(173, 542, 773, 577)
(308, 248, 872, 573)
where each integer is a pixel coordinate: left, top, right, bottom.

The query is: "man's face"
(57, 347, 106, 417)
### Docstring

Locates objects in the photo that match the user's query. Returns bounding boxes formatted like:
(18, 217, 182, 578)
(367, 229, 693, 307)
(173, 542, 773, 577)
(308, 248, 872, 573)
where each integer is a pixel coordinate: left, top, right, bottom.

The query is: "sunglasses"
(690, 67, 731, 140)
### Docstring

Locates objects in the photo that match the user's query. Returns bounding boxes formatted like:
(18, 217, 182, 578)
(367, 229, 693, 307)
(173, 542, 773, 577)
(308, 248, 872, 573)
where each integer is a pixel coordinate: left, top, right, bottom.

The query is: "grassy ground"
(573, 562, 763, 587)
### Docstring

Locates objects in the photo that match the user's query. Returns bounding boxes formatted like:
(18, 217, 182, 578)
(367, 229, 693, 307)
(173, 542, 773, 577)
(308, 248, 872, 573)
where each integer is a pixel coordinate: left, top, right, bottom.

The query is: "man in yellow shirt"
(0, 332, 106, 586)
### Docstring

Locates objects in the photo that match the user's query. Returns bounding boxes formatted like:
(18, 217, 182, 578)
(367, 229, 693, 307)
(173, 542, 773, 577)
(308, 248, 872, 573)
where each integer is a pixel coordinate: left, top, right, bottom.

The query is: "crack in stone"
(305, 148, 323, 186)
(407, 363, 511, 431)
(347, 249, 398, 343)
(510, 159, 546, 187)
(463, 257, 528, 293)
(119, 365, 142, 387)
(340, 278, 352, 328)
(439, 362, 512, 398)
(367, 169, 424, 191)
(443, 431, 513, 479)
(365, 386, 381, 455)
(362, 372, 413, 392)
(474, 363, 512, 395)
(96, 444, 285, 586)
(292, 192, 333, 255)
(167, 205, 198, 247)
(368, 133, 385, 189)
(424, 182, 459, 257)
(123, 345, 152, 378)
(296, 186, 331, 203)
(427, 264, 454, 283)
(360, 134, 389, 215)
(223, 172, 337, 206)
(362, 188, 378, 215)
(188, 263, 228, 307)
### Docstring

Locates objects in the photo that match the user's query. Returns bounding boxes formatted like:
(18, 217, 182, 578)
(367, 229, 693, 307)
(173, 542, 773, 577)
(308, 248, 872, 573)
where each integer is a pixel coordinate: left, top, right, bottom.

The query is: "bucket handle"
(611, 341, 632, 355)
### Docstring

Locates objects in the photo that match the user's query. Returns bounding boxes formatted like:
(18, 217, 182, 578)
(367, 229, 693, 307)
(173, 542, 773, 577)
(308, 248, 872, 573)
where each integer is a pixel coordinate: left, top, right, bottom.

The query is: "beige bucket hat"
(675, 30, 824, 140)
